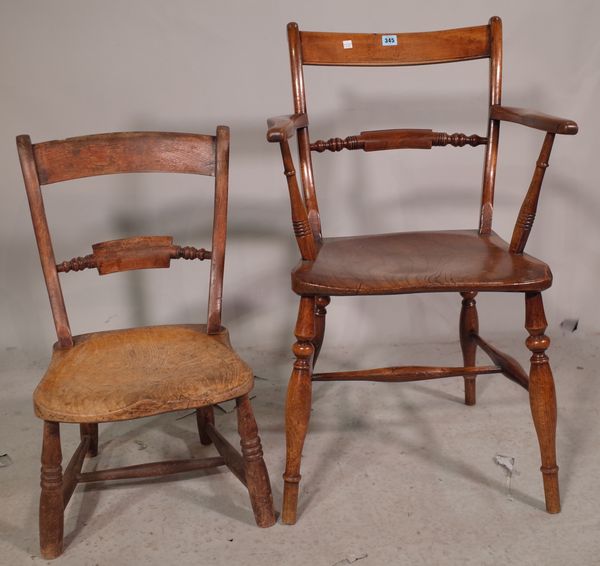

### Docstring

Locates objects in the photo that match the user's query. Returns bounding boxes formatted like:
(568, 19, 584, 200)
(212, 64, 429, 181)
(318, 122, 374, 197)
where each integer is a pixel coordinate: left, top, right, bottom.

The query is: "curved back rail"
(299, 25, 491, 67)
(32, 132, 216, 185)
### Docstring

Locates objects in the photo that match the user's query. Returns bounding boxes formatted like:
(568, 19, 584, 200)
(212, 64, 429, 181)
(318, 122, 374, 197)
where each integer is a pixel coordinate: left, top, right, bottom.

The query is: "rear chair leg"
(196, 406, 215, 446)
(460, 292, 479, 405)
(40, 421, 64, 559)
(282, 296, 316, 525)
(525, 291, 560, 513)
(236, 395, 275, 527)
(312, 296, 330, 367)
(79, 423, 98, 457)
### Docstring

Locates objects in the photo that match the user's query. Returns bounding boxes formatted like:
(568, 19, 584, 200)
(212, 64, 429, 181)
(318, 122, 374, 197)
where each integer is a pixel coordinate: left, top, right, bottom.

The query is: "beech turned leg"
(525, 292, 560, 513)
(312, 296, 330, 367)
(196, 406, 215, 446)
(460, 292, 479, 406)
(282, 296, 316, 525)
(236, 394, 275, 527)
(80, 423, 98, 457)
(40, 421, 64, 559)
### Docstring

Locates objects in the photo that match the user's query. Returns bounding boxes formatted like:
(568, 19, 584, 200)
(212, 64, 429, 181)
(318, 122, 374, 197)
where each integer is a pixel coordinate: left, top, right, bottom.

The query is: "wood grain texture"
(269, 15, 578, 524)
(39, 421, 63, 559)
(491, 106, 578, 135)
(312, 295, 330, 366)
(62, 435, 90, 507)
(17, 135, 73, 347)
(510, 133, 555, 254)
(279, 140, 318, 260)
(473, 334, 530, 390)
(56, 238, 211, 274)
(196, 406, 215, 446)
(288, 23, 322, 243)
(92, 236, 176, 274)
(207, 126, 230, 333)
(310, 129, 487, 153)
(459, 292, 479, 405)
(292, 230, 552, 296)
(33, 325, 253, 423)
(17, 129, 226, 349)
(22, 127, 274, 558)
(432, 131, 488, 148)
(266, 113, 309, 142)
(237, 395, 276, 528)
(79, 423, 98, 457)
(299, 24, 490, 66)
(312, 365, 499, 382)
(282, 297, 316, 525)
(206, 422, 247, 485)
(479, 16, 502, 234)
(78, 457, 226, 483)
(525, 292, 560, 513)
(32, 132, 216, 185)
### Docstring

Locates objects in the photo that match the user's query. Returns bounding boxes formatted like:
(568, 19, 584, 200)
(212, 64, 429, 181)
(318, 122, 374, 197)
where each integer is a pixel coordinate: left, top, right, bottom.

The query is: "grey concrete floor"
(1, 332, 599, 565)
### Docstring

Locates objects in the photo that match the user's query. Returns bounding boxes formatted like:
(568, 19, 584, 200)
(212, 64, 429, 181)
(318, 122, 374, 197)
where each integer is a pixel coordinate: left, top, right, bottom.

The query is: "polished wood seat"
(34, 325, 253, 423)
(292, 230, 552, 295)
(17, 128, 275, 559)
(267, 17, 578, 526)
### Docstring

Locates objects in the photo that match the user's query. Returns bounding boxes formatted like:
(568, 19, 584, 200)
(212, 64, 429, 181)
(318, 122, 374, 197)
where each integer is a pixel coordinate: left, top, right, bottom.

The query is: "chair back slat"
(33, 132, 215, 185)
(299, 25, 490, 66)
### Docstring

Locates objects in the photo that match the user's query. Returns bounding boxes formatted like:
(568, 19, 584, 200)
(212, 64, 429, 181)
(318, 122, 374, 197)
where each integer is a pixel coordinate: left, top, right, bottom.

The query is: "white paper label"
(382, 35, 398, 46)
(342, 39, 353, 49)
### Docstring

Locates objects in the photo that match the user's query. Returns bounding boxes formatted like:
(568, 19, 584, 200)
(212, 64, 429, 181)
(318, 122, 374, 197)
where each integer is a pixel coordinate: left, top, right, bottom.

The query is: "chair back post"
(288, 22, 322, 242)
(479, 16, 503, 234)
(16, 135, 73, 348)
(207, 126, 229, 333)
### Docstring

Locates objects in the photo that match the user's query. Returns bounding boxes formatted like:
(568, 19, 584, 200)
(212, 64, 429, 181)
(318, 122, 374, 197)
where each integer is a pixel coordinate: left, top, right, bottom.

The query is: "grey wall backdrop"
(1, 1, 597, 359)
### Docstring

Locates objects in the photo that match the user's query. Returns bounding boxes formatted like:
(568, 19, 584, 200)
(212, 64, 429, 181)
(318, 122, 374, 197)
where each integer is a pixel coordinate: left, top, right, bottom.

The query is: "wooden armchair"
(267, 17, 578, 525)
(17, 128, 275, 559)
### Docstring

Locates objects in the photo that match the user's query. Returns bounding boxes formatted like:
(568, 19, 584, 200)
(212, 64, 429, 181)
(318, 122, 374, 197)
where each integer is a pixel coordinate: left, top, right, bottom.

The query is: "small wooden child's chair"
(17, 127, 275, 559)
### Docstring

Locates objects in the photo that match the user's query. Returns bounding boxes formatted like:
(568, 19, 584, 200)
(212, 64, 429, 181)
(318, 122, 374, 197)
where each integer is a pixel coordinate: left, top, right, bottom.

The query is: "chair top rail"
(298, 23, 491, 66)
(30, 131, 216, 185)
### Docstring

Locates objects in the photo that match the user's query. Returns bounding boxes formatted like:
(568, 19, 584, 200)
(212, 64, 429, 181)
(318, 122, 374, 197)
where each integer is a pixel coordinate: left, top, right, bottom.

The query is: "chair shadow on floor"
(300, 375, 545, 517)
(62, 411, 268, 551)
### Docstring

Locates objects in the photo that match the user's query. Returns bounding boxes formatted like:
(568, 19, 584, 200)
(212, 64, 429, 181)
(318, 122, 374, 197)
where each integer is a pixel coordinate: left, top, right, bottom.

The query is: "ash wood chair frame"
(267, 17, 578, 524)
(18, 127, 275, 559)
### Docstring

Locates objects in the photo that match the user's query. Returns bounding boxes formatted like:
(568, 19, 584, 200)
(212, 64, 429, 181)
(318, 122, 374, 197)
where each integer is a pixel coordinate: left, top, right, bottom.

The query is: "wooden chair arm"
(509, 133, 556, 254)
(266, 113, 309, 142)
(491, 105, 578, 135)
(277, 139, 317, 260)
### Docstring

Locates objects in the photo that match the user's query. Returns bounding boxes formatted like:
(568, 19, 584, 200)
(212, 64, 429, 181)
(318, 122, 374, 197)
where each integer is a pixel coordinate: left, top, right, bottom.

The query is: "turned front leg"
(525, 292, 560, 513)
(236, 395, 275, 527)
(459, 292, 479, 405)
(282, 296, 316, 525)
(40, 421, 64, 559)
